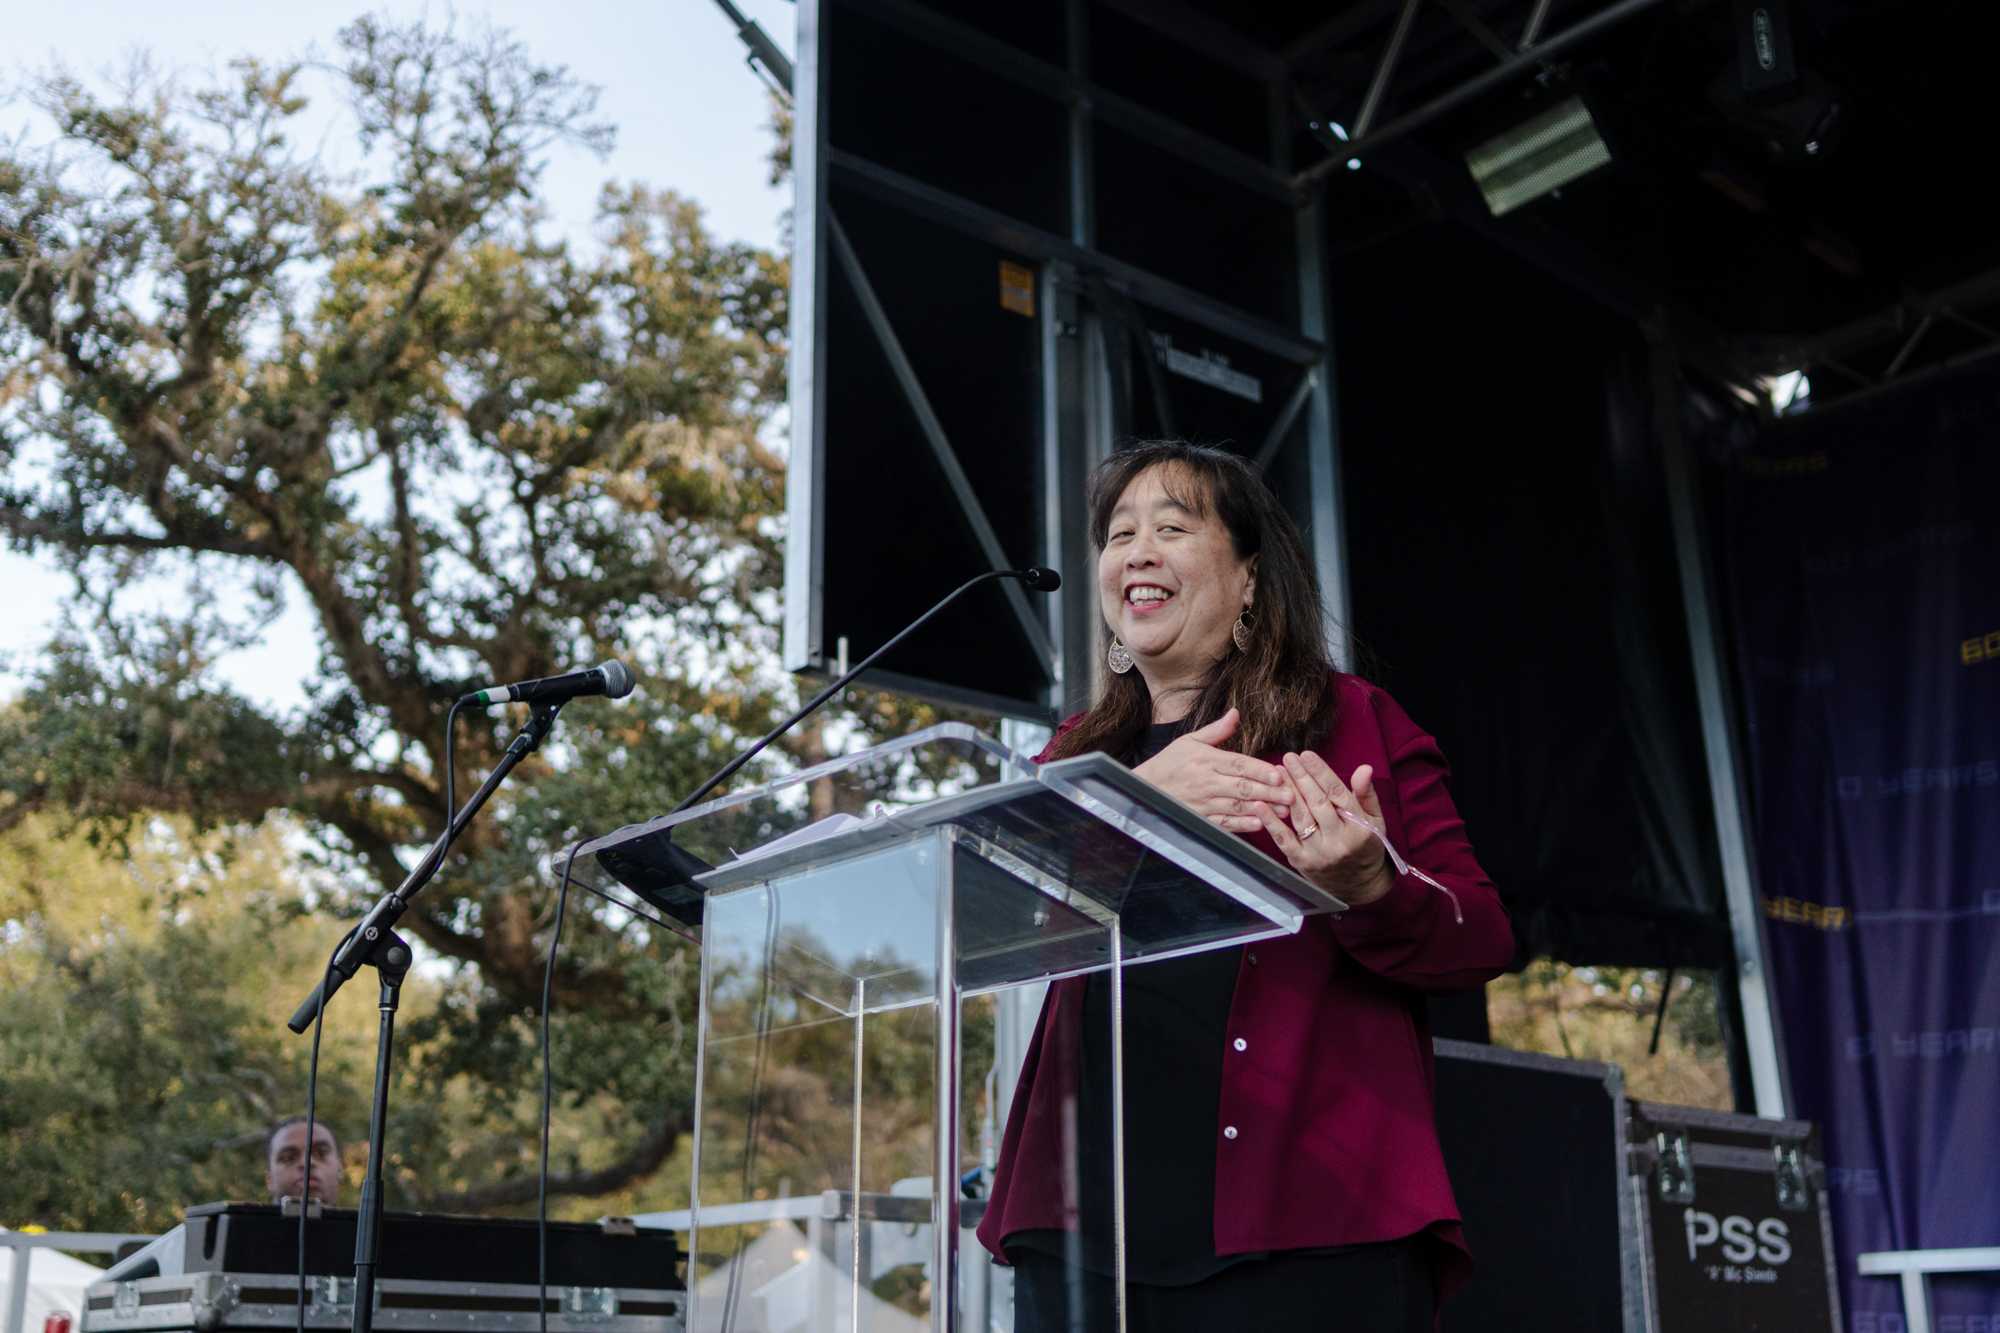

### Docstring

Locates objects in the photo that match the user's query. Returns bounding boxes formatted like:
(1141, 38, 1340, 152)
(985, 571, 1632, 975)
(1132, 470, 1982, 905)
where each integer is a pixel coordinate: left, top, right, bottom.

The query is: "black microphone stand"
(288, 701, 565, 1032)
(351, 929, 410, 1333)
(286, 700, 565, 1333)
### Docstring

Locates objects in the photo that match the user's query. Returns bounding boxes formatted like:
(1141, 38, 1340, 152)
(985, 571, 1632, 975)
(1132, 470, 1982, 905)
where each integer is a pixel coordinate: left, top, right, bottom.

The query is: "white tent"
(693, 1225, 927, 1333)
(0, 1231, 104, 1333)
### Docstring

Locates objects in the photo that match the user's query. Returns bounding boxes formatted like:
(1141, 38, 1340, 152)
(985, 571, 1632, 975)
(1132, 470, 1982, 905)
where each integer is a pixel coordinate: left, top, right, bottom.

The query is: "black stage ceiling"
(1115, 0, 2000, 398)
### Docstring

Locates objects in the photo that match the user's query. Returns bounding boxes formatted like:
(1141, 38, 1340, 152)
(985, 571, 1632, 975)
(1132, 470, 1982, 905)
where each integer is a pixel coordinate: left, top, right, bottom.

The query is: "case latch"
(563, 1287, 619, 1322)
(1654, 1128, 1696, 1204)
(309, 1276, 354, 1312)
(1774, 1142, 1810, 1211)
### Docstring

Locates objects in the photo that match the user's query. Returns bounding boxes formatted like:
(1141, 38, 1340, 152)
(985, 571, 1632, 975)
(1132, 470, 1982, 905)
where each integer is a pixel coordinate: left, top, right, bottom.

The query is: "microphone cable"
(296, 924, 356, 1333)
(533, 845, 694, 1333)
(443, 697, 467, 818)
(671, 568, 1057, 814)
(538, 841, 581, 1333)
(715, 889, 782, 1333)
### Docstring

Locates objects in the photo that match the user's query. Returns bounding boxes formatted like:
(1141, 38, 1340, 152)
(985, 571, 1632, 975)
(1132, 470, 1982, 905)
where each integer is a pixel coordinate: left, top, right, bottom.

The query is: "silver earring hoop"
(1107, 636, 1135, 675)
(1232, 610, 1253, 653)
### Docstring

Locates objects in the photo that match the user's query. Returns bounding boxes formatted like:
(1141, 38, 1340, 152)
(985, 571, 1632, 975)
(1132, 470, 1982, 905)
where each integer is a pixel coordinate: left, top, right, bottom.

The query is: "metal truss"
(1767, 266, 2000, 416)
(1293, 0, 1669, 189)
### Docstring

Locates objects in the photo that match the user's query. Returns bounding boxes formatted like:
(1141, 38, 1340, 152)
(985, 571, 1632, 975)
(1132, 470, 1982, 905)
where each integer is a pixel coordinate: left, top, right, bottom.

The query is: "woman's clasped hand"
(1257, 750, 1394, 906)
(1131, 705, 1392, 907)
(1130, 706, 1292, 834)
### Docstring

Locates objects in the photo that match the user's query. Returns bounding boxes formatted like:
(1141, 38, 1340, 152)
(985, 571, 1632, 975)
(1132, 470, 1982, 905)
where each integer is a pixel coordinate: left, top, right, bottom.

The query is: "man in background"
(265, 1117, 343, 1207)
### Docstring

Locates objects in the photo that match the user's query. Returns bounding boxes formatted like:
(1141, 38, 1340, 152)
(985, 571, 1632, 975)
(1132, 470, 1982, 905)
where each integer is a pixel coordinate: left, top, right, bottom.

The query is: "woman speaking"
(976, 443, 1515, 1331)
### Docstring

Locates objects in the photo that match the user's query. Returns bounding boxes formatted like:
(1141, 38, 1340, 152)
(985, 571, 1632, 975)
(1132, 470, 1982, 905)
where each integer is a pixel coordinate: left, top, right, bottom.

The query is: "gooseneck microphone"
(463, 660, 635, 706)
(672, 567, 1060, 814)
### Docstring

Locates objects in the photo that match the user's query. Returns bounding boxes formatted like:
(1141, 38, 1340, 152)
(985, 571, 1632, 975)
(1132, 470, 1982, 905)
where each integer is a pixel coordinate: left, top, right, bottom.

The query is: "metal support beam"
(827, 148, 1324, 367)
(843, 0, 1294, 201)
(1040, 269, 1093, 713)
(1051, 0, 1117, 714)
(783, 0, 832, 673)
(932, 830, 961, 1332)
(1651, 335, 1791, 1118)
(1354, 0, 1424, 141)
(3, 1244, 24, 1333)
(1766, 262, 2000, 376)
(1520, 0, 1556, 49)
(1092, 84, 1298, 203)
(1088, 278, 1180, 439)
(1095, 0, 1289, 81)
(3, 1233, 156, 1333)
(1436, 0, 1519, 63)
(1286, 1, 1403, 70)
(1250, 367, 1320, 474)
(1783, 337, 2000, 425)
(1859, 1247, 2000, 1333)
(1941, 306, 2000, 343)
(1295, 189, 1353, 668)
(1881, 312, 1937, 380)
(1065, 0, 1094, 251)
(826, 212, 1059, 673)
(711, 0, 795, 94)
(1295, 0, 1670, 189)
(1900, 1272, 1934, 1333)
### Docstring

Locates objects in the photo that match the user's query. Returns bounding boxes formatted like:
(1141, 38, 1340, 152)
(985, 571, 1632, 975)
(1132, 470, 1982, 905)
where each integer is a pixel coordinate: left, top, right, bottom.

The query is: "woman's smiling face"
(1097, 464, 1255, 709)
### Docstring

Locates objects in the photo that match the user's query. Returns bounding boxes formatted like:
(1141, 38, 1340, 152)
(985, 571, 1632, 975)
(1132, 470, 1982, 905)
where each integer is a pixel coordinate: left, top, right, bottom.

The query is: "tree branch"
(382, 421, 436, 654)
(412, 1111, 688, 1211)
(0, 510, 278, 562)
(3, 764, 423, 841)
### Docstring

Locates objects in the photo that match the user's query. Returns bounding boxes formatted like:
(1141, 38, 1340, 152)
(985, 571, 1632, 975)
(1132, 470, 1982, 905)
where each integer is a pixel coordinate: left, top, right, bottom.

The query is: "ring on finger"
(1286, 758, 1335, 813)
(1297, 821, 1320, 839)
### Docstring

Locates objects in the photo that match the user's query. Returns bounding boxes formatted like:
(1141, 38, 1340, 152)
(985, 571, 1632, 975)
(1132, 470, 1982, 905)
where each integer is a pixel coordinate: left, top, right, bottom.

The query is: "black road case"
(81, 1205, 685, 1333)
(1628, 1100, 1841, 1333)
(1434, 1040, 1841, 1332)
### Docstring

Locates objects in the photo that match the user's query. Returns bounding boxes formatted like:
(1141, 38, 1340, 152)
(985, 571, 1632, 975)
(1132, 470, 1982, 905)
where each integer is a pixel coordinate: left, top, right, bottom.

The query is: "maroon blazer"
(975, 674, 1515, 1298)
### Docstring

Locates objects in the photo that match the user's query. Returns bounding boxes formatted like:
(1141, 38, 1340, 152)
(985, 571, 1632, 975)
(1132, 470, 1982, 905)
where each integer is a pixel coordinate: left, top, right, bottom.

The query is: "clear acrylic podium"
(573, 724, 1345, 1332)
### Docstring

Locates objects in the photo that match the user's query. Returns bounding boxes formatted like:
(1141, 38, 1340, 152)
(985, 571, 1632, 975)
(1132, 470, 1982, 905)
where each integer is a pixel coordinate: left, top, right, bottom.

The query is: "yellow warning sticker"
(999, 261, 1035, 317)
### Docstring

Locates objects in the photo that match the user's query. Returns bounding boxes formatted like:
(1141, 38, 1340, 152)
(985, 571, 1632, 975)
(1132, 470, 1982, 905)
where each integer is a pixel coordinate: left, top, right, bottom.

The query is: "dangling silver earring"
(1107, 636, 1135, 675)
(1232, 610, 1253, 653)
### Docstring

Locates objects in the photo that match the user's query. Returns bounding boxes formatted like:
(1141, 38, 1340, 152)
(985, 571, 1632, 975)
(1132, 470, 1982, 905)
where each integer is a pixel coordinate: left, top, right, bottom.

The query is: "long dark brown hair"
(1045, 442, 1337, 762)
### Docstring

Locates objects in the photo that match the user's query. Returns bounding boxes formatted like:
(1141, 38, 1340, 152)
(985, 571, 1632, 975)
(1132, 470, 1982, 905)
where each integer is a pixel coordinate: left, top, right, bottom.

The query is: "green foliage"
(0, 811, 705, 1227)
(0, 16, 956, 1229)
(1488, 960, 1733, 1108)
(0, 815, 375, 1229)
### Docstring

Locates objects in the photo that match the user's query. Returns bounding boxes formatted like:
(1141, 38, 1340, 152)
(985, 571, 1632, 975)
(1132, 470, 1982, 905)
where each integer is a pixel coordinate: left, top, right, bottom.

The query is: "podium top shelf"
(570, 725, 1345, 966)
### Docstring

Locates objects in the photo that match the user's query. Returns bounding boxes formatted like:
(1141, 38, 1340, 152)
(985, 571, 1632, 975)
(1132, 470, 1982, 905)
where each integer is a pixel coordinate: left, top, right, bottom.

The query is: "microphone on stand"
(671, 567, 1060, 814)
(463, 660, 635, 706)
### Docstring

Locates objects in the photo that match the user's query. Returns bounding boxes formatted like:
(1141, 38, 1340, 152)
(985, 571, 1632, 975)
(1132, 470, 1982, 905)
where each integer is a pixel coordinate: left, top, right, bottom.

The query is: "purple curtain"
(1710, 367, 2000, 1332)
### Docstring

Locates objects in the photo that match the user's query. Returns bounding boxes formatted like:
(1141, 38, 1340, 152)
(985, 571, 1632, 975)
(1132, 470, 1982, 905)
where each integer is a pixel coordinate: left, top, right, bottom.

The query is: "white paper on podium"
(724, 810, 875, 868)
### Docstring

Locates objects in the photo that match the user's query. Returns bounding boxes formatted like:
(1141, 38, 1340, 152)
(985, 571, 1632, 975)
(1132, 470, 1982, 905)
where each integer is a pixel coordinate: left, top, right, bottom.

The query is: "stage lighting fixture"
(1464, 96, 1612, 216)
(1313, 119, 1363, 171)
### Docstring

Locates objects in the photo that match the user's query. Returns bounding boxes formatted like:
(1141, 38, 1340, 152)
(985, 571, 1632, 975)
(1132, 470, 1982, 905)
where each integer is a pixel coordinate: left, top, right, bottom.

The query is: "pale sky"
(0, 0, 794, 708)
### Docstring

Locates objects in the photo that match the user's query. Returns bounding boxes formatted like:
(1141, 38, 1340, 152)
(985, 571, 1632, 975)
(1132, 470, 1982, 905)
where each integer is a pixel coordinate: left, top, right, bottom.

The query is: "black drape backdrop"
(1331, 225, 1733, 969)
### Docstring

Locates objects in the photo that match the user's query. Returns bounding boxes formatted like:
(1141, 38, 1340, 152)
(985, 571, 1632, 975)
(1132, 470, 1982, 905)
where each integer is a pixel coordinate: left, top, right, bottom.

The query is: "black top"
(1007, 718, 1249, 1285)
